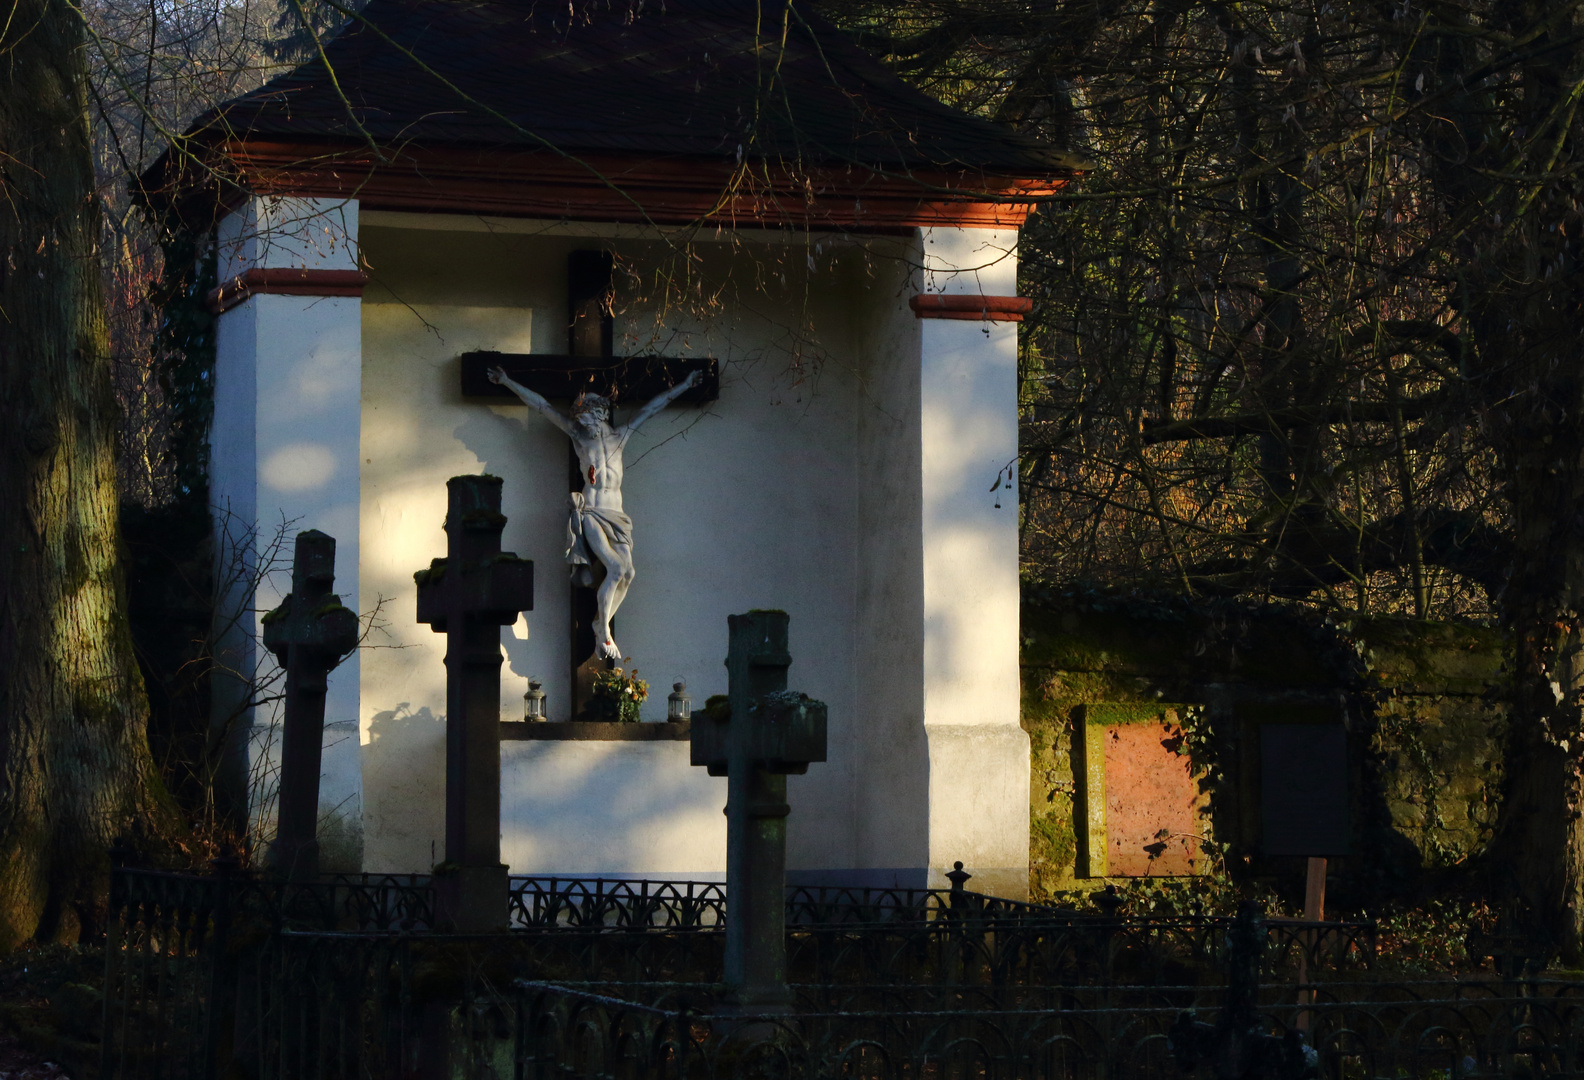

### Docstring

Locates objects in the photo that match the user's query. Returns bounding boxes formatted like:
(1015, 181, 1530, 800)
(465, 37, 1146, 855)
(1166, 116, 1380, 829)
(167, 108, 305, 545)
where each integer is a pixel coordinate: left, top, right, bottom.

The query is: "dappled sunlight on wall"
(501, 742, 727, 875)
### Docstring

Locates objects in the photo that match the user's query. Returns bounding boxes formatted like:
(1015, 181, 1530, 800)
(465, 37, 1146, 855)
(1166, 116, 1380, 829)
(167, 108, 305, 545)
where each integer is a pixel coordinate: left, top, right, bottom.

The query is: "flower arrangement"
(591, 662, 649, 723)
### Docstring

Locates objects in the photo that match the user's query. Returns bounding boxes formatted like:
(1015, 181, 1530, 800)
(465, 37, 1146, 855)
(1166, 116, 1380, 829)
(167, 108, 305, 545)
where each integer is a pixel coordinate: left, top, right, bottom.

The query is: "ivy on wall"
(150, 217, 216, 500)
(1021, 585, 1505, 911)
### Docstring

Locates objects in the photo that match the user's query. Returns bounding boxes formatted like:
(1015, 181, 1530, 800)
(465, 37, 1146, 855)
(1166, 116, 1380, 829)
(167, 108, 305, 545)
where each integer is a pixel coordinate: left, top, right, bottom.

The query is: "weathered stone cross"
(261, 529, 360, 881)
(691, 610, 827, 1011)
(415, 475, 535, 931)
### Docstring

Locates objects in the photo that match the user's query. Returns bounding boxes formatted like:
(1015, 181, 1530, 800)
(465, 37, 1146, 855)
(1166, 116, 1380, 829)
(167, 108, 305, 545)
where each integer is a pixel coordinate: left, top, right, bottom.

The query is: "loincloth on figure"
(566, 492, 633, 578)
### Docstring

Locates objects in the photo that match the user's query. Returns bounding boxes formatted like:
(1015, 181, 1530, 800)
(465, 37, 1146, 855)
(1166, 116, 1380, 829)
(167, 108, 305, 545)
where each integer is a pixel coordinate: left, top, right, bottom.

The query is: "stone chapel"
(145, 0, 1080, 897)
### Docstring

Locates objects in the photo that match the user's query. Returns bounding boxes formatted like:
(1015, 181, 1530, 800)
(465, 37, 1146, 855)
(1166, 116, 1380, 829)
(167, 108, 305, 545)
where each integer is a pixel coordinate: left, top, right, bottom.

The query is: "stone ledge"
(500, 720, 691, 741)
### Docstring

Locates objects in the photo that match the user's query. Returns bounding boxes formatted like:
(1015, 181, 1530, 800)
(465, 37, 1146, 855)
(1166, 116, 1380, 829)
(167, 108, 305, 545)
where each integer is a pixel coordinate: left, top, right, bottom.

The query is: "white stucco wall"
(850, 227, 1031, 896)
(501, 741, 726, 876)
(213, 206, 1031, 892)
(357, 217, 869, 875)
(210, 197, 365, 869)
(854, 237, 931, 878)
(919, 227, 1030, 897)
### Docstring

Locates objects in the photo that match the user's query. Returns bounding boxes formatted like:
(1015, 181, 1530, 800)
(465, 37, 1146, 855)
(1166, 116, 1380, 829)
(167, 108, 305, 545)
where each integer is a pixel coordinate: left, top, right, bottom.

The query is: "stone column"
(209, 196, 366, 868)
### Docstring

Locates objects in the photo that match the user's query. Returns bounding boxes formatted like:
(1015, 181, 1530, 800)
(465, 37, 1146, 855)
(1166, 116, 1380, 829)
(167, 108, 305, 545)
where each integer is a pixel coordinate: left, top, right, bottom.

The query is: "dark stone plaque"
(1260, 724, 1348, 856)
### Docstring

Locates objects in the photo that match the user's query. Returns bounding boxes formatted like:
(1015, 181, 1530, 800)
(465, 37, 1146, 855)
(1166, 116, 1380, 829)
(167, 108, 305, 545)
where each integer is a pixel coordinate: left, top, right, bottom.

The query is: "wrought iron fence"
(105, 866, 1059, 936)
(98, 865, 1376, 1080)
(107, 861, 436, 932)
(228, 934, 1212, 1079)
(511, 878, 727, 928)
(505, 979, 1584, 1080)
(785, 884, 1053, 925)
(785, 914, 1372, 987)
(509, 879, 1055, 929)
(228, 957, 1584, 1080)
(224, 922, 1380, 1079)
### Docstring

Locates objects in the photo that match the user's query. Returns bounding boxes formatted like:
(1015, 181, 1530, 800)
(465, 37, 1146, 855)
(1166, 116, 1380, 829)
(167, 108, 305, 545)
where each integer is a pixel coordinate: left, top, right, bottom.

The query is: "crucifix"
(461, 250, 718, 718)
(415, 475, 534, 930)
(691, 610, 827, 1012)
(260, 529, 360, 881)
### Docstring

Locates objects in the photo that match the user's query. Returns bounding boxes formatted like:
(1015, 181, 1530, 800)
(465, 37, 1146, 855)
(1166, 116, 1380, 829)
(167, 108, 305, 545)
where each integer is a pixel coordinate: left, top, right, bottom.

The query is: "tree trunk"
(1420, 1, 1584, 957)
(1486, 323, 1584, 955)
(0, 0, 173, 947)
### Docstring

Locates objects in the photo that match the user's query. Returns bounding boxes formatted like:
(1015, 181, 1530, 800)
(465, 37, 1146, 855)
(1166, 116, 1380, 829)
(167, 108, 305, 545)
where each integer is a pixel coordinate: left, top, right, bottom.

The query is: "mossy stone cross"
(261, 529, 359, 880)
(691, 610, 827, 1011)
(415, 474, 534, 931)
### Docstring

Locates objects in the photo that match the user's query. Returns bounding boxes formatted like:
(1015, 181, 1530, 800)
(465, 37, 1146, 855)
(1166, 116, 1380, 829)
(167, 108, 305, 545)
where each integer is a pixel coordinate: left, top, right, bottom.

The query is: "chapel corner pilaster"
(217, 196, 362, 281)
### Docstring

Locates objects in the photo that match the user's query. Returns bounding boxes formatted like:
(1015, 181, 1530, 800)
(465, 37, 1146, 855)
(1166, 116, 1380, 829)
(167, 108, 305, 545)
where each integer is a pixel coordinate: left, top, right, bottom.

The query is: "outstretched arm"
(621, 369, 702, 435)
(489, 367, 575, 436)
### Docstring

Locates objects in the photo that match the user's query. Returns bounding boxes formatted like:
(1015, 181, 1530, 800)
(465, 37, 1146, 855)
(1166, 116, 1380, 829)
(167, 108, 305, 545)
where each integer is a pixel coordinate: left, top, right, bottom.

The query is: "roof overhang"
(144, 136, 1079, 234)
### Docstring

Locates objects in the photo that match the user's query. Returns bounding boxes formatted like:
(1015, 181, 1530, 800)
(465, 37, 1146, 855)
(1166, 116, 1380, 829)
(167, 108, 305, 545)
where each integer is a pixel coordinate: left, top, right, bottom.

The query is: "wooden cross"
(415, 475, 534, 930)
(457, 252, 720, 406)
(458, 250, 718, 718)
(691, 610, 827, 1011)
(261, 529, 360, 881)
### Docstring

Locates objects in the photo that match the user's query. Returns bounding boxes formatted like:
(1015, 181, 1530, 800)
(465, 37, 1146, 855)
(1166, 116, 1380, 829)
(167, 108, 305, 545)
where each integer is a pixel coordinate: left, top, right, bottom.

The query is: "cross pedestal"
(261, 529, 359, 881)
(691, 610, 827, 1011)
(415, 475, 534, 931)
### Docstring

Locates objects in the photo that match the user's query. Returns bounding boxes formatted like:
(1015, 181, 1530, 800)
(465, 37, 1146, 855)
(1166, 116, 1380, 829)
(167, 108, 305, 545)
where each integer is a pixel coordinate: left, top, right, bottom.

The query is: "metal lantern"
(524, 678, 548, 721)
(667, 679, 691, 722)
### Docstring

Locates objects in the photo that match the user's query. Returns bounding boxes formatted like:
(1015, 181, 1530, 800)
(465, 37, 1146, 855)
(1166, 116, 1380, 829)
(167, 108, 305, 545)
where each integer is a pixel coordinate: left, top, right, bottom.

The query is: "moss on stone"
(1354, 616, 1502, 694)
(454, 509, 508, 531)
(1020, 591, 1506, 903)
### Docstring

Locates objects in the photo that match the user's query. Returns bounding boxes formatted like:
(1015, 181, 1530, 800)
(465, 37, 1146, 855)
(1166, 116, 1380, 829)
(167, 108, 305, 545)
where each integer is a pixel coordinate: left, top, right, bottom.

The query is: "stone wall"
(1020, 590, 1504, 903)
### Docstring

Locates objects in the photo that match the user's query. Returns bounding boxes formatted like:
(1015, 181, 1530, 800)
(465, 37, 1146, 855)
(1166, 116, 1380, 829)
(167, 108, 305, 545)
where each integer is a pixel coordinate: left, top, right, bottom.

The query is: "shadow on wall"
(364, 701, 730, 876)
(364, 703, 446, 871)
(500, 742, 728, 875)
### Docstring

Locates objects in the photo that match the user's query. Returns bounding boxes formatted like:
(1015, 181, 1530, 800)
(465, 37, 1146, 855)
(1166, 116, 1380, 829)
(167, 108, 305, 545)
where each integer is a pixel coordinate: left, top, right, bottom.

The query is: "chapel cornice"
(145, 136, 1075, 234)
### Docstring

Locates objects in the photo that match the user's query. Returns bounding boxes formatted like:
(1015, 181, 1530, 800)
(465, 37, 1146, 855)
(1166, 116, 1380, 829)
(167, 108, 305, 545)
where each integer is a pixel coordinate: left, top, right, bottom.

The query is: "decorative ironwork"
(509, 979, 1584, 1080)
(99, 864, 1381, 1080)
(109, 864, 437, 931)
(509, 877, 726, 928)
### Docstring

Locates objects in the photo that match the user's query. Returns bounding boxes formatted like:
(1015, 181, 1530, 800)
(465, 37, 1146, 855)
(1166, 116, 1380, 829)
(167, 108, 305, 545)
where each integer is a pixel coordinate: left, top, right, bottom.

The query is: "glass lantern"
(523, 678, 548, 722)
(667, 679, 691, 722)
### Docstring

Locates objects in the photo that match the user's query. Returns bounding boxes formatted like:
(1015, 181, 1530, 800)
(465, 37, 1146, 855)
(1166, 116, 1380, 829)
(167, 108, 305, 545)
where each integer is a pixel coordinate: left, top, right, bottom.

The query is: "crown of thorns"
(572, 392, 611, 418)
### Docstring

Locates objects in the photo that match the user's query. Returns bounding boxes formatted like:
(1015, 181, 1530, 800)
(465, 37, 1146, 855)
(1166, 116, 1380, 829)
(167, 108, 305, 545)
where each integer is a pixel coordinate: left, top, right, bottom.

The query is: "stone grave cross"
(415, 475, 534, 930)
(691, 610, 827, 1011)
(261, 529, 360, 881)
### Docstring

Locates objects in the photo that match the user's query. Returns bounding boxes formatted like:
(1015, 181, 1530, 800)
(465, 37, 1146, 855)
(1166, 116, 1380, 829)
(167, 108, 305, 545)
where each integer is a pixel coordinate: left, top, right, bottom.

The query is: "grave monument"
(415, 475, 534, 929)
(146, 0, 1081, 894)
(691, 610, 828, 1010)
(260, 530, 360, 880)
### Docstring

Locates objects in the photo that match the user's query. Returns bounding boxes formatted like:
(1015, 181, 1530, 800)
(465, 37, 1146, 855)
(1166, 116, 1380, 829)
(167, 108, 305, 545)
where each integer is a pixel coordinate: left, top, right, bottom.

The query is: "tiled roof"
(191, 0, 1073, 176)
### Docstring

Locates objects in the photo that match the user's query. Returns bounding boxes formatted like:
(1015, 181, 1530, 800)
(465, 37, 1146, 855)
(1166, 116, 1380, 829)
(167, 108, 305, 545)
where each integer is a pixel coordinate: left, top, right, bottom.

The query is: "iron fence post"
(99, 841, 133, 1080)
(203, 849, 240, 1080)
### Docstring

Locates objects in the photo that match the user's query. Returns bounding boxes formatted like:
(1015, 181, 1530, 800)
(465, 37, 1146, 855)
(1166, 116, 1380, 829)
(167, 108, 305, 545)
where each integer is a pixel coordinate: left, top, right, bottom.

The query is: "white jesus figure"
(488, 365, 701, 661)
